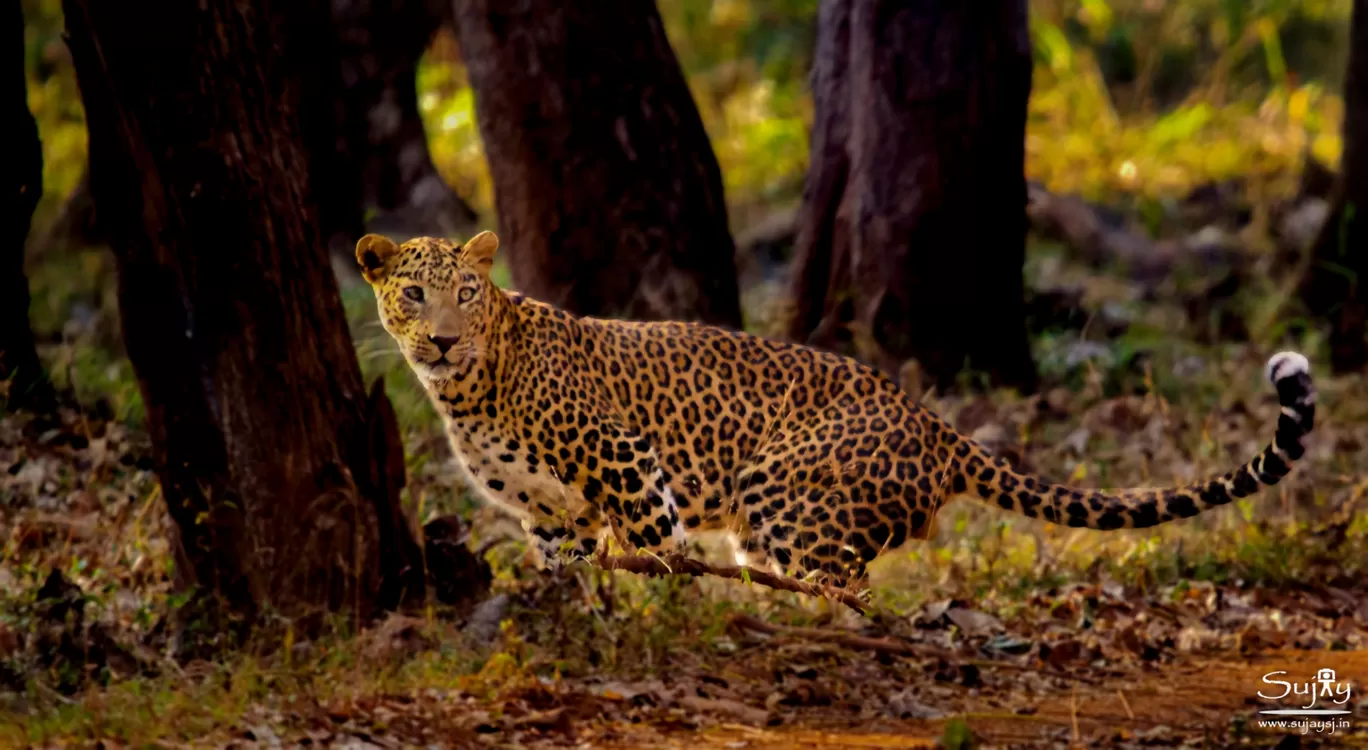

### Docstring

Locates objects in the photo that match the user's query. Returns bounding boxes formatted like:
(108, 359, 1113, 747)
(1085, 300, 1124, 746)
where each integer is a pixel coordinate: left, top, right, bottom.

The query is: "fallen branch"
(728, 613, 935, 656)
(595, 553, 873, 615)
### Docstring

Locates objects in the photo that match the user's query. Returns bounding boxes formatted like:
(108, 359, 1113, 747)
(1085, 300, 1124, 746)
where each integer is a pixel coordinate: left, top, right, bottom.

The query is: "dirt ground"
(6, 390, 1368, 749)
(583, 649, 1368, 749)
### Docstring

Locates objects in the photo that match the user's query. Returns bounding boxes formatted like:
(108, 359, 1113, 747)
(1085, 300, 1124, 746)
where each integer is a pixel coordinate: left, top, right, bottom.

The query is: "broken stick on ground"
(596, 552, 874, 615)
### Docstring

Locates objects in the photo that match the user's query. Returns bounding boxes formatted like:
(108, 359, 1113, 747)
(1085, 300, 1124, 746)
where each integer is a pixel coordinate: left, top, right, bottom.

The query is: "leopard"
(356, 230, 1317, 589)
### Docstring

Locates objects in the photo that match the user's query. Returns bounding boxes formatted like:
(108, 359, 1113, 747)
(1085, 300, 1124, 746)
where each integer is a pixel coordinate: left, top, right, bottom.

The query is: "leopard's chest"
(443, 416, 581, 520)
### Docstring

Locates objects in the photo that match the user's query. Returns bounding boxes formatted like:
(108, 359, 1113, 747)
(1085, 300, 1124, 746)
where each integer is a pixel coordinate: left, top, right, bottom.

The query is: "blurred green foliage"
(1029, 0, 1351, 201)
(22, 0, 1353, 231)
(21, 0, 87, 220)
(408, 0, 1353, 224)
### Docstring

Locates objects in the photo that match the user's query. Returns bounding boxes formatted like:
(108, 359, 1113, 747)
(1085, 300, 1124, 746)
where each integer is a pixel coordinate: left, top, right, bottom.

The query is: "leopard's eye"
(403, 286, 424, 302)
(458, 287, 476, 303)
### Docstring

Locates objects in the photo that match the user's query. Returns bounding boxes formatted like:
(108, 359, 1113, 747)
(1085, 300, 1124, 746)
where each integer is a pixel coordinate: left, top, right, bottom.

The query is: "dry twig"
(595, 552, 873, 615)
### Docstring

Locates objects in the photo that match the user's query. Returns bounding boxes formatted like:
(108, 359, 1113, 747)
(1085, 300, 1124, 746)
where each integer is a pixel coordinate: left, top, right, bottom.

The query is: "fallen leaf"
(886, 688, 946, 719)
(946, 607, 1004, 635)
(677, 696, 769, 726)
(1043, 638, 1083, 666)
(509, 707, 571, 733)
(982, 634, 1034, 656)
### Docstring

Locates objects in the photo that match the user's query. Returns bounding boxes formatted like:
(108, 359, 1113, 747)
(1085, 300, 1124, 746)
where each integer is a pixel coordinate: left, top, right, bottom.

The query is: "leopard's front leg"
(609, 468, 687, 555)
(522, 497, 607, 571)
(584, 421, 687, 557)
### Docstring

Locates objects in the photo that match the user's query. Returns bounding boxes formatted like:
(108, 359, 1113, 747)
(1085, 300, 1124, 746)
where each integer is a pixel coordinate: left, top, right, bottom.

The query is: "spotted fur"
(358, 232, 1318, 587)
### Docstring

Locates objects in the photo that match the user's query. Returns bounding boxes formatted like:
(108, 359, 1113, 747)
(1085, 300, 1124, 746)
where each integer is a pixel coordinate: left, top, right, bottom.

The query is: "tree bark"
(2, 0, 54, 410)
(331, 0, 478, 246)
(1301, 0, 1368, 374)
(33, 167, 105, 254)
(41, 0, 477, 259)
(64, 0, 426, 633)
(452, 0, 743, 328)
(787, 0, 1037, 392)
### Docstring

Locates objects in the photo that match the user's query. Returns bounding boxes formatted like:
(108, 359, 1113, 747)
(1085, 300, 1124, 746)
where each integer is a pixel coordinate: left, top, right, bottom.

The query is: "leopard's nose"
(429, 334, 459, 354)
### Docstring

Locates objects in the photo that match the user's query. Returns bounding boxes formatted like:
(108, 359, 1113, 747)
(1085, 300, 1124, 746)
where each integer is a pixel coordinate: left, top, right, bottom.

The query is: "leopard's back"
(562, 311, 926, 536)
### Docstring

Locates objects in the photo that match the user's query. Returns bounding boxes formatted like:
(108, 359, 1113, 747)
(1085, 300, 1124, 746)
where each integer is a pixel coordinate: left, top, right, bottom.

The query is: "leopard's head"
(355, 230, 505, 383)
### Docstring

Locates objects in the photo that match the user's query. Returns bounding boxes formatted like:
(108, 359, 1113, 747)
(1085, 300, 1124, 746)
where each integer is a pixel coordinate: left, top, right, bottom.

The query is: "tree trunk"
(41, 0, 477, 260)
(33, 167, 105, 254)
(452, 0, 743, 328)
(1301, 0, 1368, 374)
(2, 0, 54, 410)
(787, 0, 1037, 392)
(332, 0, 478, 246)
(63, 0, 426, 635)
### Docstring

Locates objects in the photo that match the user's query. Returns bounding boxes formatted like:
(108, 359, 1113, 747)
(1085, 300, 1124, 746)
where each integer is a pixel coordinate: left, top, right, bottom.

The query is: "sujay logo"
(1257, 668, 1354, 716)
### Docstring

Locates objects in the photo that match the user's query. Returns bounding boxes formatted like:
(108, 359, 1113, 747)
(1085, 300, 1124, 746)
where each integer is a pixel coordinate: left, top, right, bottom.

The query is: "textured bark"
(2, 0, 53, 409)
(42, 0, 476, 258)
(1301, 0, 1368, 374)
(331, 0, 478, 245)
(64, 0, 426, 631)
(34, 168, 104, 254)
(452, 0, 743, 327)
(787, 0, 1037, 392)
(786, 0, 854, 352)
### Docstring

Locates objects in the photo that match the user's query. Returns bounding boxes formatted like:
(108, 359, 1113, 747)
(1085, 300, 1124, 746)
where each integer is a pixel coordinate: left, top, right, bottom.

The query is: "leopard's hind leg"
(732, 413, 944, 590)
(732, 434, 869, 589)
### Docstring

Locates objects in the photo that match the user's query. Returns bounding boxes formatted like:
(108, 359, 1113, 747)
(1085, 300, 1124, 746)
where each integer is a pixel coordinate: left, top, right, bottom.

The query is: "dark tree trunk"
(1301, 0, 1368, 374)
(332, 0, 478, 245)
(2, 0, 54, 410)
(786, 0, 854, 357)
(33, 167, 105, 254)
(452, 0, 743, 328)
(64, 0, 426, 634)
(787, 0, 1037, 392)
(41, 0, 477, 259)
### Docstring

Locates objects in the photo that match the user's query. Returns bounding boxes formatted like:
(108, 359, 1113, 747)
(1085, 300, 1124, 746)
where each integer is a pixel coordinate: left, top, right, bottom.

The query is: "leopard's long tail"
(950, 352, 1316, 530)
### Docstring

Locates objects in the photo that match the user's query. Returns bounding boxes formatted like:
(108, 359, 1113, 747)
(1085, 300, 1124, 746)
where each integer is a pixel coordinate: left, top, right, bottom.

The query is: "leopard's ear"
(460, 231, 499, 276)
(356, 234, 400, 284)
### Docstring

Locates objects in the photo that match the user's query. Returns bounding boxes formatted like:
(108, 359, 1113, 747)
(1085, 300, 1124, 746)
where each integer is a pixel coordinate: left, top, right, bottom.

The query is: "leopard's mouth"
(422, 358, 473, 381)
(415, 344, 476, 380)
(421, 347, 455, 368)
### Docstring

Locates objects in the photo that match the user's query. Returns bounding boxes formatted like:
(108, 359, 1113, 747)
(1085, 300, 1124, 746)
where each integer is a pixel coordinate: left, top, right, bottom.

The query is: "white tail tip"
(1266, 351, 1310, 384)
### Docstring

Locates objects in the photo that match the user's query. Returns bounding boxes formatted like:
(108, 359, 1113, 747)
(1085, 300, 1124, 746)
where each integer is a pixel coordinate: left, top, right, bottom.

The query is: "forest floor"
(4, 208, 1368, 747)
(3, 386, 1367, 750)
